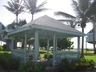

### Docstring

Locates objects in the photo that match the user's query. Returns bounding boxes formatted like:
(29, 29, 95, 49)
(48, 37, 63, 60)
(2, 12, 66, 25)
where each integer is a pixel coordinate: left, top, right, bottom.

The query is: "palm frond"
(78, 0, 89, 12)
(3, 5, 15, 13)
(37, 0, 47, 8)
(86, 0, 96, 18)
(54, 11, 76, 19)
(35, 8, 48, 14)
(71, 0, 82, 17)
(57, 19, 77, 28)
(4, 0, 24, 14)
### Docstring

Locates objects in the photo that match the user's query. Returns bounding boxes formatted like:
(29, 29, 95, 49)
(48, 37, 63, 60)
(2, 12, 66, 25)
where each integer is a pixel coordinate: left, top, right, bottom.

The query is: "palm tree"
(7, 19, 27, 30)
(3, 0, 24, 23)
(24, 0, 48, 21)
(71, 0, 90, 57)
(54, 11, 79, 28)
(86, 0, 96, 54)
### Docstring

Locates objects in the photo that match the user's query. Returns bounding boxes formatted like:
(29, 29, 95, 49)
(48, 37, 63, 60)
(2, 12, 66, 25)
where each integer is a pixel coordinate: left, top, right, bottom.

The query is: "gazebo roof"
(8, 15, 85, 38)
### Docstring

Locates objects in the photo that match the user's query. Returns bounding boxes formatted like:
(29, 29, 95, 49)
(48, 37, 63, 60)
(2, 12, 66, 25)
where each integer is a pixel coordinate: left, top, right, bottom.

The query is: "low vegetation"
(0, 53, 20, 71)
(19, 61, 47, 72)
(60, 58, 96, 72)
(0, 46, 96, 72)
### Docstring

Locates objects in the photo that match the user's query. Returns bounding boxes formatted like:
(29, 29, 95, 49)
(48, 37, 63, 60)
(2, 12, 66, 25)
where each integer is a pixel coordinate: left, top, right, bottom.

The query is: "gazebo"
(8, 15, 85, 66)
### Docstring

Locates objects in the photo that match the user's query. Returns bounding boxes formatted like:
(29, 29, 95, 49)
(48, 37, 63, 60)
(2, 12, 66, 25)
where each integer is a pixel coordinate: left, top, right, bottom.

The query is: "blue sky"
(0, 0, 93, 48)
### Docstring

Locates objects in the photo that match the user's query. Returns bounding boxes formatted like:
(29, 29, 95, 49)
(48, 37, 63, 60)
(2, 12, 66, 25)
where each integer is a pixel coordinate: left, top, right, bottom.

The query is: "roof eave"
(31, 24, 85, 36)
(8, 27, 30, 35)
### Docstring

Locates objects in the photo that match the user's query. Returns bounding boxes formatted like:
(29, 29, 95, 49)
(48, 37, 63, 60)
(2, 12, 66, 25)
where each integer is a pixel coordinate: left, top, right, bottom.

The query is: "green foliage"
(61, 58, 76, 72)
(19, 61, 47, 72)
(0, 45, 3, 51)
(0, 53, 20, 71)
(39, 38, 74, 50)
(57, 38, 74, 50)
(39, 39, 47, 48)
(60, 58, 96, 72)
(19, 63, 25, 72)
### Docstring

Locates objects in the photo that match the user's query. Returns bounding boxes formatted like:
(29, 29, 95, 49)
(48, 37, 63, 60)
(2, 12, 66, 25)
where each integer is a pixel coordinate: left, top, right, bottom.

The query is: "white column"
(47, 39, 49, 59)
(55, 39, 57, 52)
(77, 36, 80, 58)
(11, 37, 14, 56)
(24, 33, 27, 50)
(11, 37, 14, 50)
(34, 29, 39, 62)
(24, 33, 27, 62)
(53, 33, 56, 67)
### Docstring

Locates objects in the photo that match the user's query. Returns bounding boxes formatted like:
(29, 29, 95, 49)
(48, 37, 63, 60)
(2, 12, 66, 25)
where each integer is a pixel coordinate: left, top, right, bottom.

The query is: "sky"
(0, 0, 93, 49)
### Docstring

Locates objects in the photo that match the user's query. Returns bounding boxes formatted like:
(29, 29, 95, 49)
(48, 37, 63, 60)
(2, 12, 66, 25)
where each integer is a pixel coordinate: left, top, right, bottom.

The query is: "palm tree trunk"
(93, 21, 96, 54)
(16, 14, 18, 23)
(32, 14, 34, 21)
(81, 27, 84, 58)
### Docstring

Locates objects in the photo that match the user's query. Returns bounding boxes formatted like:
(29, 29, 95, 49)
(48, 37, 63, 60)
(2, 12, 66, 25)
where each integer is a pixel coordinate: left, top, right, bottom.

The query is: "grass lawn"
(0, 51, 11, 54)
(39, 49, 53, 57)
(84, 53, 96, 63)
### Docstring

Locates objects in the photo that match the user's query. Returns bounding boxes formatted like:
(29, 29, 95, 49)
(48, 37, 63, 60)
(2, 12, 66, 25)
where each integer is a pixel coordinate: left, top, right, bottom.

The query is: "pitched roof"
(8, 15, 85, 37)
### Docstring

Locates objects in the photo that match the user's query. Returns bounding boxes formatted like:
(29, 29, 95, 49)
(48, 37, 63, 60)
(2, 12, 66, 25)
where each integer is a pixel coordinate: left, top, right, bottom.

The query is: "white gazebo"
(8, 15, 85, 66)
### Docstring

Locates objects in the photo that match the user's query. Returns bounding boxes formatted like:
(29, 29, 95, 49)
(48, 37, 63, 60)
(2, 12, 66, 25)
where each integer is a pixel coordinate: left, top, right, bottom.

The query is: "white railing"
(54, 51, 80, 65)
(12, 49, 34, 62)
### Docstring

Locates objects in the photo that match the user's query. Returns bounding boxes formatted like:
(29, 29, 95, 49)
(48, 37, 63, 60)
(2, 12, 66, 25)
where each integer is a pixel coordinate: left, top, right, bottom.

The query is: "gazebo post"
(11, 36, 14, 56)
(24, 33, 27, 62)
(47, 39, 49, 59)
(55, 38, 57, 52)
(53, 33, 56, 67)
(11, 36, 14, 50)
(34, 29, 39, 62)
(77, 36, 80, 58)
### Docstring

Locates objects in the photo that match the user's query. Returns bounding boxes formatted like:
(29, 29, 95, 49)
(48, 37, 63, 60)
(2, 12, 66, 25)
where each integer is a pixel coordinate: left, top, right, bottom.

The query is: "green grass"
(0, 51, 11, 54)
(84, 52, 96, 63)
(39, 49, 53, 58)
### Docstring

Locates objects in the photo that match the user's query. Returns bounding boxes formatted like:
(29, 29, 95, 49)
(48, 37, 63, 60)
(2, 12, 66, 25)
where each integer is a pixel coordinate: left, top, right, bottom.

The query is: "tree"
(86, 0, 96, 53)
(24, 0, 48, 21)
(71, 0, 90, 57)
(57, 38, 74, 50)
(3, 0, 24, 23)
(7, 19, 27, 30)
(39, 38, 74, 50)
(54, 11, 78, 28)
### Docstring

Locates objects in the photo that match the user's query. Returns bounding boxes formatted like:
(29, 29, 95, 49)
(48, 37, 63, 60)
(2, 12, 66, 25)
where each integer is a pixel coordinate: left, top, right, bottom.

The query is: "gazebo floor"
(38, 58, 52, 67)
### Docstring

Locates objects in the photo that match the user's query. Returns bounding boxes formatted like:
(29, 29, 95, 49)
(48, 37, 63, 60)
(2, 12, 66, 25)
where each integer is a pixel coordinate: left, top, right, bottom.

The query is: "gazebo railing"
(54, 51, 80, 65)
(12, 49, 26, 62)
(11, 49, 34, 62)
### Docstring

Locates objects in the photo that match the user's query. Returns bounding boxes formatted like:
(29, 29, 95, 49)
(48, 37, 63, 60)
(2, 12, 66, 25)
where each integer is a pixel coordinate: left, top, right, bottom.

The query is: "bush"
(0, 45, 3, 51)
(19, 61, 47, 72)
(60, 58, 96, 72)
(0, 53, 20, 71)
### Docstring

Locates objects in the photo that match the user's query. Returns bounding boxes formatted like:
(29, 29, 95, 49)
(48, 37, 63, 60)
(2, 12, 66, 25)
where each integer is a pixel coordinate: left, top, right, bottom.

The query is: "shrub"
(60, 58, 76, 72)
(3, 44, 6, 50)
(0, 45, 3, 51)
(19, 61, 47, 72)
(0, 53, 20, 71)
(49, 55, 53, 58)
(60, 58, 96, 72)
